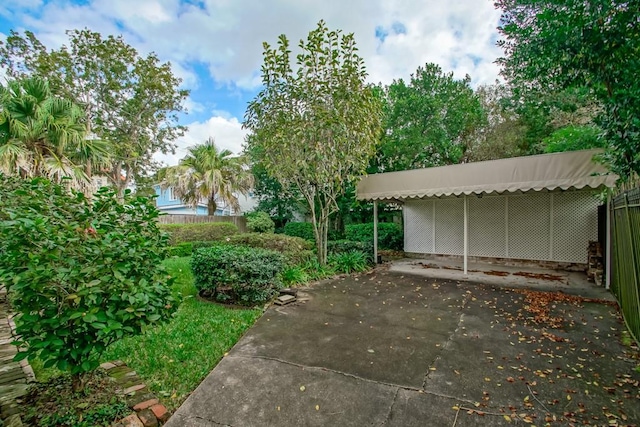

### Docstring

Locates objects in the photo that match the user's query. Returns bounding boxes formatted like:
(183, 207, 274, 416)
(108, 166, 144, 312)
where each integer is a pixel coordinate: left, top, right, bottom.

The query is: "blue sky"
(0, 0, 503, 165)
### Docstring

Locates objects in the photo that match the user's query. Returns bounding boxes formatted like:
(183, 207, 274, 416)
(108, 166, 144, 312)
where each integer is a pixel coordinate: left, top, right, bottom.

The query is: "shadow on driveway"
(166, 269, 639, 426)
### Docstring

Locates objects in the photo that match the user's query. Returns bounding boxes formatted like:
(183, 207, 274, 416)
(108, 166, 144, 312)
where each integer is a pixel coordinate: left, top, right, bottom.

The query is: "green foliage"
(543, 125, 603, 153)
(328, 251, 370, 275)
(0, 76, 110, 189)
(168, 242, 193, 257)
(244, 20, 383, 264)
(281, 266, 310, 286)
(103, 255, 262, 411)
(345, 223, 403, 251)
(328, 240, 374, 263)
(284, 222, 315, 242)
(159, 138, 253, 215)
(249, 157, 302, 228)
(301, 258, 337, 281)
(159, 222, 238, 245)
(0, 175, 177, 377)
(21, 370, 130, 427)
(0, 29, 188, 196)
(496, 0, 639, 179)
(191, 245, 286, 305)
(224, 233, 314, 266)
(374, 63, 485, 172)
(246, 210, 276, 233)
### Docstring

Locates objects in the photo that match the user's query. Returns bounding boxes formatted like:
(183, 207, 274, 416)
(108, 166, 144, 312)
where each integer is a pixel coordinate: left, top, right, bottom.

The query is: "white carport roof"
(356, 149, 617, 201)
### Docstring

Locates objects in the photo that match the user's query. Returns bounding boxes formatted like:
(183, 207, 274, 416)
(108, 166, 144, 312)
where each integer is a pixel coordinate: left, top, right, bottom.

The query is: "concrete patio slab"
(166, 268, 639, 427)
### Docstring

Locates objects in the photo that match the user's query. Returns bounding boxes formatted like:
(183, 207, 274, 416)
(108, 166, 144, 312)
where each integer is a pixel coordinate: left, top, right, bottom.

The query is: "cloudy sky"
(0, 0, 504, 165)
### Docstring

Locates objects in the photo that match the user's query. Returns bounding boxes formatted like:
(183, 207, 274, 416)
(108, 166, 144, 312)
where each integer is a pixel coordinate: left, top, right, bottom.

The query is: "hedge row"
(345, 222, 403, 251)
(191, 245, 286, 306)
(159, 222, 238, 245)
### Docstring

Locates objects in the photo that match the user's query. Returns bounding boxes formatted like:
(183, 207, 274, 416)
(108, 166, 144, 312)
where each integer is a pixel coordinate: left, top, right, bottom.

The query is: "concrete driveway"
(166, 268, 639, 426)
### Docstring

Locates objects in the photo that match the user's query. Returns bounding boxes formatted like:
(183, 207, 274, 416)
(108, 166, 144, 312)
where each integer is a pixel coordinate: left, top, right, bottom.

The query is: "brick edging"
(103, 361, 170, 427)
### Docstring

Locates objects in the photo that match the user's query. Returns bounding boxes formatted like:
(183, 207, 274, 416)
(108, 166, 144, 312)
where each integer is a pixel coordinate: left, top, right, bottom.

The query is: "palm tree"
(161, 138, 253, 215)
(0, 76, 110, 189)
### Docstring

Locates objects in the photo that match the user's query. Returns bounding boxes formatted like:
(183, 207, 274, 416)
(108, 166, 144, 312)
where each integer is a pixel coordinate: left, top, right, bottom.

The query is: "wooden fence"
(610, 187, 640, 343)
(157, 214, 247, 233)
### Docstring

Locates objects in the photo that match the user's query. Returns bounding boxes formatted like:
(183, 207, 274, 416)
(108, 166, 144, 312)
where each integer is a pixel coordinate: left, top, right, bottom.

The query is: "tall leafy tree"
(244, 20, 382, 264)
(0, 76, 109, 189)
(0, 29, 189, 195)
(374, 63, 485, 172)
(160, 138, 253, 216)
(495, 0, 639, 179)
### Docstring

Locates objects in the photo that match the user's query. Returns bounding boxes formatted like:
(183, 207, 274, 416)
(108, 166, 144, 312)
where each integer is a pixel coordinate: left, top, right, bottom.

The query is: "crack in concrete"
(172, 413, 234, 427)
(378, 387, 400, 426)
(229, 354, 479, 407)
(421, 294, 469, 390)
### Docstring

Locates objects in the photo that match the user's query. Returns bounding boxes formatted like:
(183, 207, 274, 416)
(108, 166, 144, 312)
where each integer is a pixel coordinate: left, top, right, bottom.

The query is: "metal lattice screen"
(508, 193, 551, 260)
(402, 190, 599, 264)
(469, 196, 506, 257)
(552, 191, 599, 262)
(434, 198, 464, 255)
(404, 200, 433, 253)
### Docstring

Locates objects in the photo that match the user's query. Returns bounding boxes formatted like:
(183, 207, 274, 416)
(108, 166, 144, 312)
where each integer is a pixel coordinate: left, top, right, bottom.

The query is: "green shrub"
(0, 175, 176, 381)
(191, 245, 286, 305)
(328, 250, 370, 274)
(168, 242, 193, 257)
(328, 240, 374, 262)
(281, 266, 310, 286)
(302, 258, 336, 281)
(284, 222, 315, 241)
(159, 222, 239, 245)
(224, 233, 314, 266)
(345, 222, 403, 250)
(246, 211, 275, 233)
(327, 228, 345, 241)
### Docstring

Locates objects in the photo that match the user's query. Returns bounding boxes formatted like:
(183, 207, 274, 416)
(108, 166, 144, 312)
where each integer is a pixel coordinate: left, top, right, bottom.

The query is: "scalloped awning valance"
(356, 149, 617, 201)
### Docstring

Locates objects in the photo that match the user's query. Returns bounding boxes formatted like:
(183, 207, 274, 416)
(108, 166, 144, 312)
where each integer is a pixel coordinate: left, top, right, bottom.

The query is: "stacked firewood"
(587, 241, 604, 285)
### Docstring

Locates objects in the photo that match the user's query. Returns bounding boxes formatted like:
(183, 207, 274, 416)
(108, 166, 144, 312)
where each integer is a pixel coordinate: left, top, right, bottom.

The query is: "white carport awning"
(356, 149, 617, 201)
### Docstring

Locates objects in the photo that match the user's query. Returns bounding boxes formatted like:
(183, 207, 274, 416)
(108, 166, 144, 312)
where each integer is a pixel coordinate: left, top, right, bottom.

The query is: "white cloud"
(154, 114, 248, 166)
(6, 0, 504, 90)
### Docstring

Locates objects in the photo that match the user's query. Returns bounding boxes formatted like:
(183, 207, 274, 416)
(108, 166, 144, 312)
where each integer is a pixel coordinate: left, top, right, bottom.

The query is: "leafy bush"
(328, 240, 374, 263)
(246, 211, 275, 233)
(21, 370, 130, 427)
(281, 266, 310, 286)
(224, 233, 314, 266)
(284, 222, 315, 241)
(191, 245, 286, 305)
(159, 222, 239, 245)
(345, 222, 403, 250)
(0, 176, 176, 382)
(168, 242, 193, 257)
(328, 250, 370, 274)
(301, 258, 336, 281)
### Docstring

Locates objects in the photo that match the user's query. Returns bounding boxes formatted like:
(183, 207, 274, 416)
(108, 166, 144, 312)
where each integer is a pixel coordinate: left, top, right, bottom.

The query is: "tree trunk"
(71, 372, 86, 392)
(208, 195, 217, 216)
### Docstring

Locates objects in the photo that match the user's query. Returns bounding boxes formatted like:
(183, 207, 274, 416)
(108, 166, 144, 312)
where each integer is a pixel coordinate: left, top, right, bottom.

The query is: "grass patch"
(101, 256, 263, 411)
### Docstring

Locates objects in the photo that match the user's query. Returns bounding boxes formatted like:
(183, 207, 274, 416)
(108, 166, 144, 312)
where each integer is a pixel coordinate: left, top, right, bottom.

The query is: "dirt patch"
(416, 262, 440, 269)
(483, 270, 510, 277)
(513, 271, 565, 282)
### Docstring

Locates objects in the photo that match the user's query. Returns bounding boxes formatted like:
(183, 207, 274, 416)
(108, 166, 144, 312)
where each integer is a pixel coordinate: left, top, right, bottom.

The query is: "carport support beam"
(463, 195, 468, 275)
(373, 200, 379, 264)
